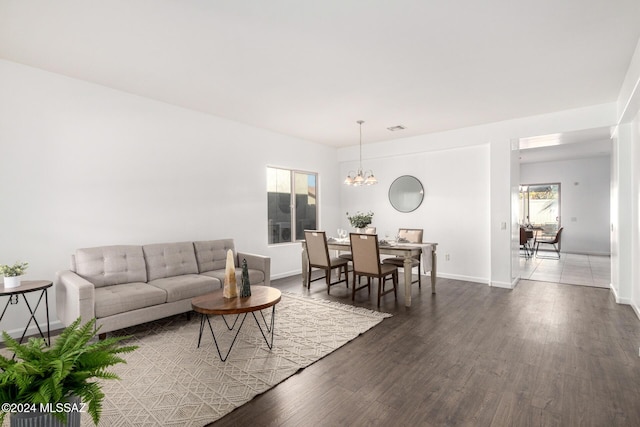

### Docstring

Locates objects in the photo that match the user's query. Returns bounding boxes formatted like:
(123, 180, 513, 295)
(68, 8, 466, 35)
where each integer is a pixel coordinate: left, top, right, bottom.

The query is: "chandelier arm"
(344, 120, 376, 186)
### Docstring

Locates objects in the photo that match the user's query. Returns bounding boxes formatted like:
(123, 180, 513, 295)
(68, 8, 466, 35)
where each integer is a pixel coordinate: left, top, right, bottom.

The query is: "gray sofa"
(56, 239, 270, 335)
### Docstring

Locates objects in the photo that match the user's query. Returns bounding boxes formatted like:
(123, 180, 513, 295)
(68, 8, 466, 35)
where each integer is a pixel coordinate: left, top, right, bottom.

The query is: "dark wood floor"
(210, 273, 640, 426)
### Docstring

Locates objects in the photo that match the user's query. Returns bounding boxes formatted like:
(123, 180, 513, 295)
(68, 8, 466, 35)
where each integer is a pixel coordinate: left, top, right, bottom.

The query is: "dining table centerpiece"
(346, 211, 374, 232)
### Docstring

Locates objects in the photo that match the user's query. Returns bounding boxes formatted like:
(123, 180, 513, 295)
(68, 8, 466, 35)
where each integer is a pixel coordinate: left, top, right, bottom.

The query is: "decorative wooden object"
(223, 249, 238, 299)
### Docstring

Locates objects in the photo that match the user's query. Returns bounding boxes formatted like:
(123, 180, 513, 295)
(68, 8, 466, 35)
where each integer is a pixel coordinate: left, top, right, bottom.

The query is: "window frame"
(267, 166, 318, 245)
(519, 182, 561, 233)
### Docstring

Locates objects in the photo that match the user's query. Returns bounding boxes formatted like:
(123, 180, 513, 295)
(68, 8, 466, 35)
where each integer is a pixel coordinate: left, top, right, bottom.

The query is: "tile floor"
(519, 251, 611, 288)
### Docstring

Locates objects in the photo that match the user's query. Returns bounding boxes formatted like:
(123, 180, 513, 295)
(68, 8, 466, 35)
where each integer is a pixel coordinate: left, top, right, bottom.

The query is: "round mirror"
(388, 175, 424, 212)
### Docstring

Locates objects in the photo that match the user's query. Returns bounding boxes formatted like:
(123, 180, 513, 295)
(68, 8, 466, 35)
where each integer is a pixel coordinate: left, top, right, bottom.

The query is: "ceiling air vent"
(387, 125, 406, 131)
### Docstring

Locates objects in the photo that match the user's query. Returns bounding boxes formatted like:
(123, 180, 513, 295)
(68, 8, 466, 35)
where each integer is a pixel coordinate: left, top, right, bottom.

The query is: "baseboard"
(610, 285, 632, 305)
(271, 270, 302, 281)
(436, 272, 490, 285)
(490, 279, 516, 289)
(562, 250, 611, 257)
(511, 276, 521, 288)
(0, 320, 64, 343)
(632, 301, 640, 321)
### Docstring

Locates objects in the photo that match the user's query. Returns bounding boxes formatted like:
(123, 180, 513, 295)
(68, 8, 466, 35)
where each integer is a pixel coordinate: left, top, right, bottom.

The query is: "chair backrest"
(304, 230, 330, 268)
(350, 233, 381, 275)
(520, 227, 528, 245)
(398, 228, 423, 243)
(552, 227, 564, 243)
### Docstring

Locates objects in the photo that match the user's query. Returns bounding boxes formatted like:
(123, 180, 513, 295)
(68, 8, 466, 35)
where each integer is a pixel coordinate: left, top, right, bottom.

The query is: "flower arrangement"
(0, 262, 28, 277)
(346, 211, 374, 228)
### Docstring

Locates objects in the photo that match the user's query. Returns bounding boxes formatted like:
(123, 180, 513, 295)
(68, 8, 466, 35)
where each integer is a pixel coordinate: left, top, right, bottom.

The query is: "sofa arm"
(55, 270, 96, 327)
(237, 252, 271, 287)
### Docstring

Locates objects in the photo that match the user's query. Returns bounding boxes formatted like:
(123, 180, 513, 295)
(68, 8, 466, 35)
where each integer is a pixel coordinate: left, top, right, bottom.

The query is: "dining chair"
(338, 226, 376, 262)
(349, 233, 398, 306)
(304, 230, 349, 293)
(534, 227, 563, 259)
(381, 228, 423, 287)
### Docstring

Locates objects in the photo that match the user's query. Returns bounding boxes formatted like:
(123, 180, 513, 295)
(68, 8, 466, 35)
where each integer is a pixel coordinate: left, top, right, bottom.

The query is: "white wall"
(633, 113, 640, 318)
(340, 144, 491, 283)
(612, 37, 640, 317)
(339, 103, 617, 289)
(520, 156, 611, 255)
(0, 55, 631, 337)
(0, 60, 341, 336)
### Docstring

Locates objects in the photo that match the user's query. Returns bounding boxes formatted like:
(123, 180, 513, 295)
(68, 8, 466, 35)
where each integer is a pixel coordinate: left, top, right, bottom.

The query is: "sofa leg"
(186, 311, 192, 321)
(98, 333, 106, 341)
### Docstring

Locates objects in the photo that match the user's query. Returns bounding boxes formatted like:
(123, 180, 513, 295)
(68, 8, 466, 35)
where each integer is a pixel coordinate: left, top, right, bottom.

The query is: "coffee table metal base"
(197, 305, 276, 362)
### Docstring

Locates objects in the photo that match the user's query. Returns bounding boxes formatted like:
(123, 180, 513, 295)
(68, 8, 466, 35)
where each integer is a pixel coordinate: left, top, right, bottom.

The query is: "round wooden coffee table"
(191, 286, 281, 362)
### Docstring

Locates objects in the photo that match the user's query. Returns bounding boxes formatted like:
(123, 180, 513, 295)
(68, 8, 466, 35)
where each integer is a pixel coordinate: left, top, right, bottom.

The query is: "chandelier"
(344, 120, 377, 186)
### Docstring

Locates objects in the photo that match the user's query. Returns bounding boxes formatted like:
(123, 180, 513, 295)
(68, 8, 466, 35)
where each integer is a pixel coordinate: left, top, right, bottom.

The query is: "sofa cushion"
(148, 274, 220, 303)
(75, 245, 147, 288)
(143, 242, 199, 281)
(193, 239, 236, 273)
(200, 268, 265, 287)
(94, 282, 166, 318)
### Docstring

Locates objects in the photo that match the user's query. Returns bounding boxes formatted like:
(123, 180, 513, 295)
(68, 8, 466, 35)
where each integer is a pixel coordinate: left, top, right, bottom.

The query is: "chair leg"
(535, 241, 561, 259)
(352, 273, 357, 301)
(307, 263, 311, 289)
(393, 271, 398, 300)
(418, 261, 422, 288)
(344, 265, 349, 288)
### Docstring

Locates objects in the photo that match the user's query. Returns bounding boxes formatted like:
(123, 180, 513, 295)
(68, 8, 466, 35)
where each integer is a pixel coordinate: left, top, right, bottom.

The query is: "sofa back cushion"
(193, 239, 236, 273)
(143, 242, 199, 281)
(75, 245, 147, 288)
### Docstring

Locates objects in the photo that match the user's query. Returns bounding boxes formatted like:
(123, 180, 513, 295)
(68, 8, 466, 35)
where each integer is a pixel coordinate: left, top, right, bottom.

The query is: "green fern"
(0, 317, 137, 425)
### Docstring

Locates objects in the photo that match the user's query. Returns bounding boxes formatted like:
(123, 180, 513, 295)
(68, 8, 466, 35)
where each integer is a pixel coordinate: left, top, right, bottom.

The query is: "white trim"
(632, 301, 640, 321)
(436, 272, 490, 285)
(490, 279, 516, 289)
(0, 320, 64, 342)
(610, 285, 632, 305)
(272, 270, 302, 281)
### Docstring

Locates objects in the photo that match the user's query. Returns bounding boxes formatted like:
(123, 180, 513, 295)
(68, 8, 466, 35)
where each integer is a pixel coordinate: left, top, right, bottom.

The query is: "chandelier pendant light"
(344, 120, 377, 186)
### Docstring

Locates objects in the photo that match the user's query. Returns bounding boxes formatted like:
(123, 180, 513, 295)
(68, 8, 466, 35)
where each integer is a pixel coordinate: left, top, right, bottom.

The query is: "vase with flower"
(346, 211, 374, 233)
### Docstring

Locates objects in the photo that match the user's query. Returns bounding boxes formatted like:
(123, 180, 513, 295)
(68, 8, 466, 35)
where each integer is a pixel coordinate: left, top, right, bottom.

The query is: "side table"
(0, 280, 52, 345)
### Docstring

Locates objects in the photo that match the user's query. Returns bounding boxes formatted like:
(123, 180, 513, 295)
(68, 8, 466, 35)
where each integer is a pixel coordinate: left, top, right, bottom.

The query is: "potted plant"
(0, 262, 28, 288)
(346, 211, 374, 230)
(0, 317, 138, 426)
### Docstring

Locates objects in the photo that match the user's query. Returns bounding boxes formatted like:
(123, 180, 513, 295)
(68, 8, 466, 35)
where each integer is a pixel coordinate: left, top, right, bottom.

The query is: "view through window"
(267, 167, 317, 244)
(519, 183, 561, 235)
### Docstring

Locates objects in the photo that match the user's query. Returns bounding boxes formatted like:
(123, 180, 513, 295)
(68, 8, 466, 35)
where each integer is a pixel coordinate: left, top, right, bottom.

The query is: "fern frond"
(0, 316, 136, 426)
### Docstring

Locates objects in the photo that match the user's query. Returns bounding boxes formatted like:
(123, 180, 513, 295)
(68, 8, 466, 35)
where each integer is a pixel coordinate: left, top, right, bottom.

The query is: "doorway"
(517, 128, 612, 289)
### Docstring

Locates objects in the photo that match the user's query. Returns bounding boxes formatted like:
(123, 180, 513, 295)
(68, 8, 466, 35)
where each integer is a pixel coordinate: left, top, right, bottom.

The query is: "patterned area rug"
(81, 292, 391, 426)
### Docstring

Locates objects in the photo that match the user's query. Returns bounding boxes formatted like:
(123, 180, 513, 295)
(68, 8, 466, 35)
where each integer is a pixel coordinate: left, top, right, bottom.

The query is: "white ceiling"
(1, 1, 639, 147)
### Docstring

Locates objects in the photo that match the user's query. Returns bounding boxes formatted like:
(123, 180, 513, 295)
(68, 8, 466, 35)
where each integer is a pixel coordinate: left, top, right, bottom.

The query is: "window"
(267, 167, 317, 244)
(519, 183, 561, 234)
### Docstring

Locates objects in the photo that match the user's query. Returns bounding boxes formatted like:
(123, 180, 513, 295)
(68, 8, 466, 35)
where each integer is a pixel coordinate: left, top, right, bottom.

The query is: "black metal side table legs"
(0, 285, 51, 346)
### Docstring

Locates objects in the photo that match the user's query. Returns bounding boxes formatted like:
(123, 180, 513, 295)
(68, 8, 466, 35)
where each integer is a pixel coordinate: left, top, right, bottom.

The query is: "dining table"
(301, 239, 438, 308)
